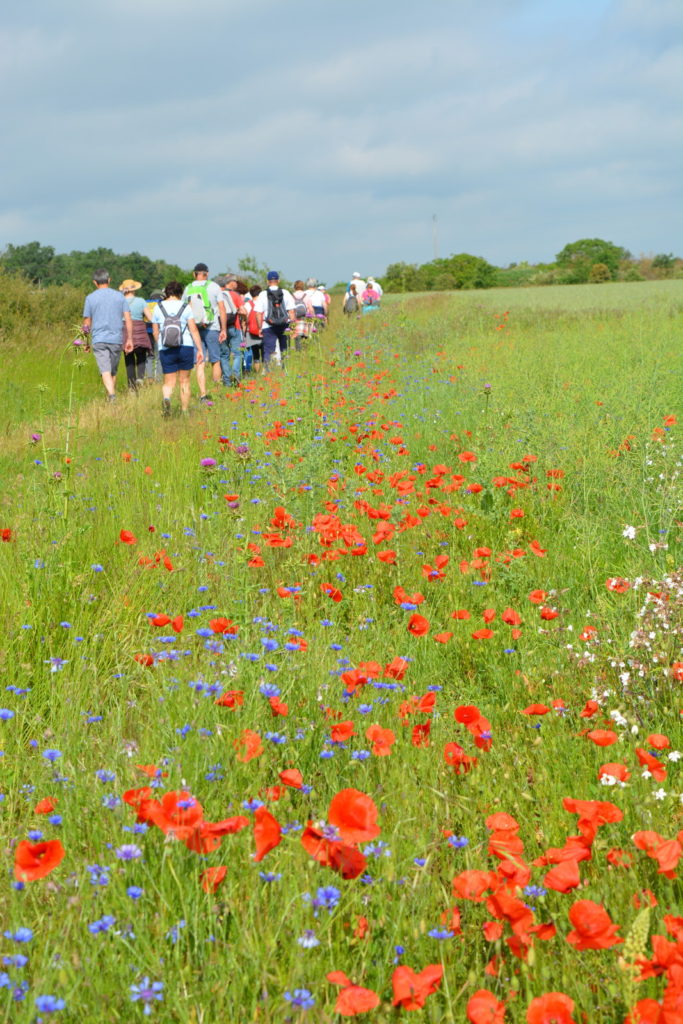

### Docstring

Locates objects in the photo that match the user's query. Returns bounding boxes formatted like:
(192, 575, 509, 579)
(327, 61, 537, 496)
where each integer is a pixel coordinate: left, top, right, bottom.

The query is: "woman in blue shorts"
(152, 281, 203, 416)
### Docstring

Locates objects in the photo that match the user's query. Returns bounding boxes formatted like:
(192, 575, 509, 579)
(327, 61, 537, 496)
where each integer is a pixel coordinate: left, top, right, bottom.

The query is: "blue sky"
(1, 0, 680, 283)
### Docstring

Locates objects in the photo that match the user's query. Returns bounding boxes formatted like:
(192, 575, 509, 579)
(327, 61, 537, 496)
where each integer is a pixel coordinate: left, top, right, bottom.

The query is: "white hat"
(352, 272, 361, 278)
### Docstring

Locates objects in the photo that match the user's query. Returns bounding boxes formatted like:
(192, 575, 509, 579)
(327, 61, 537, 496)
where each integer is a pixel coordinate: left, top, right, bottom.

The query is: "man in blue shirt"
(83, 269, 133, 401)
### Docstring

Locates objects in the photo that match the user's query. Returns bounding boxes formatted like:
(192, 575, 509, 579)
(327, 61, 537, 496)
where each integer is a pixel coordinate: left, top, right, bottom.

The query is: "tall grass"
(0, 283, 681, 1022)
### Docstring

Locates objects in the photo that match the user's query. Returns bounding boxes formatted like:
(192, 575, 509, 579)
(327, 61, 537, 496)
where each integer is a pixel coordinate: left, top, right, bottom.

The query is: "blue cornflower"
(34, 994, 65, 1012)
(447, 835, 469, 849)
(258, 871, 281, 883)
(165, 920, 185, 944)
(284, 989, 315, 1010)
(87, 915, 116, 934)
(48, 815, 62, 826)
(523, 885, 547, 899)
(351, 750, 371, 761)
(265, 731, 286, 745)
(4, 929, 33, 943)
(130, 977, 164, 1015)
(0, 709, 14, 721)
(102, 794, 121, 809)
(27, 830, 43, 841)
(95, 769, 116, 783)
(296, 930, 320, 949)
(2, 955, 28, 967)
(42, 749, 62, 763)
(127, 886, 144, 900)
(259, 682, 280, 698)
(115, 844, 142, 861)
(428, 928, 454, 939)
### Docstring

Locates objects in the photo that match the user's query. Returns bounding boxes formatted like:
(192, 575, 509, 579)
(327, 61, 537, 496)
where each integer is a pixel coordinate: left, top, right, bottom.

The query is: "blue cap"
(267, 271, 279, 281)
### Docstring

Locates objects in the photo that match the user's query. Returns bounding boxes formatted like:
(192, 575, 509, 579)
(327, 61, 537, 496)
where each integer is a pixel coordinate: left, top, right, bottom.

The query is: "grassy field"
(0, 278, 682, 1022)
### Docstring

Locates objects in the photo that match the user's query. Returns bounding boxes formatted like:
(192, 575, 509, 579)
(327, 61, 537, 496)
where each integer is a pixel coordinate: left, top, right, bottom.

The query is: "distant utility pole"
(432, 214, 439, 261)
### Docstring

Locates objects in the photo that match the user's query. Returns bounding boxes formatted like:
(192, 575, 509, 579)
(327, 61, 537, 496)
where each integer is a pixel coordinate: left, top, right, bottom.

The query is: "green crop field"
(0, 275, 682, 1022)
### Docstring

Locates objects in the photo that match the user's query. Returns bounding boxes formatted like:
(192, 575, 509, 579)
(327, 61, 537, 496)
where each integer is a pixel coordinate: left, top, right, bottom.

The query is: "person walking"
(119, 279, 152, 390)
(218, 275, 246, 388)
(82, 269, 133, 402)
(253, 272, 295, 368)
(182, 263, 226, 403)
(361, 281, 381, 313)
(242, 285, 263, 373)
(151, 281, 203, 416)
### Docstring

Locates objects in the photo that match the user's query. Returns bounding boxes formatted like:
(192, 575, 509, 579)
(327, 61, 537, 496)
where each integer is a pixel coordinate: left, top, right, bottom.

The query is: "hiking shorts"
(159, 346, 195, 374)
(93, 343, 123, 375)
(198, 327, 220, 364)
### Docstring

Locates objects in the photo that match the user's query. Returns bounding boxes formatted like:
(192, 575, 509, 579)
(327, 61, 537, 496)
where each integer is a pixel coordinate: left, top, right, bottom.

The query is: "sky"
(1, 0, 681, 284)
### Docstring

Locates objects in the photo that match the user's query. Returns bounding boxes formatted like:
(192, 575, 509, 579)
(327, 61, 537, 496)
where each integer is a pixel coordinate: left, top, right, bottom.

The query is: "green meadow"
(0, 275, 681, 1022)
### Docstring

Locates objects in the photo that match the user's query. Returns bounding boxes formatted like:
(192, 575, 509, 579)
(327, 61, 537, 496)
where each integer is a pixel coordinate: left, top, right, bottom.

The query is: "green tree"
(0, 241, 55, 283)
(555, 238, 631, 283)
(588, 262, 611, 283)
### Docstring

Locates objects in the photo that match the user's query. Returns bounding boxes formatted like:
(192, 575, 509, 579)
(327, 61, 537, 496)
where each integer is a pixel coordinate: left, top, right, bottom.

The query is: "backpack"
(266, 287, 290, 327)
(246, 303, 260, 337)
(344, 294, 359, 314)
(184, 282, 213, 326)
(293, 293, 309, 319)
(222, 289, 239, 328)
(157, 301, 187, 348)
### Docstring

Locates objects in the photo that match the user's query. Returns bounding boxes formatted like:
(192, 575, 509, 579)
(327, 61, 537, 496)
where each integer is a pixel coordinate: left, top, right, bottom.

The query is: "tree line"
(1, 239, 680, 295)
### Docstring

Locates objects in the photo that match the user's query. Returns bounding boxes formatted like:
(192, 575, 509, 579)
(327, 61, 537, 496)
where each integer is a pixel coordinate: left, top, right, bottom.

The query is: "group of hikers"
(82, 264, 383, 413)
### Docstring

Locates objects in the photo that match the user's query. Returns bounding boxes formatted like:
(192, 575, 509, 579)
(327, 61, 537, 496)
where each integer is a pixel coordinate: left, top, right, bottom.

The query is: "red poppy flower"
(528, 590, 547, 604)
(598, 762, 631, 782)
(408, 613, 430, 636)
(636, 748, 667, 781)
(34, 797, 58, 815)
(233, 729, 263, 762)
(209, 617, 238, 635)
(624, 999, 664, 1024)
(119, 529, 136, 545)
(392, 964, 443, 1010)
(433, 631, 453, 643)
(529, 540, 546, 557)
(452, 869, 497, 902)
(566, 899, 622, 950)
(606, 576, 630, 593)
(526, 992, 576, 1023)
(377, 550, 397, 564)
(467, 989, 507, 1023)
(539, 606, 559, 620)
(1, 528, 12, 541)
(328, 788, 380, 843)
(471, 628, 494, 640)
(502, 607, 522, 625)
(522, 704, 550, 715)
(215, 689, 244, 709)
(451, 609, 471, 620)
(253, 806, 281, 862)
(444, 742, 478, 774)
(544, 858, 581, 893)
(200, 866, 227, 893)
(14, 839, 65, 881)
(279, 768, 303, 789)
(326, 973, 380, 1017)
(331, 721, 355, 743)
(366, 724, 395, 756)
(321, 582, 343, 602)
(586, 729, 618, 747)
(300, 825, 367, 879)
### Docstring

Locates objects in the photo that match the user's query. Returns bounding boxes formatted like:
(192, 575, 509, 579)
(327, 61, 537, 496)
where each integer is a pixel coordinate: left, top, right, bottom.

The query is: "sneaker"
(162, 398, 171, 418)
(107, 393, 117, 403)
(199, 394, 211, 405)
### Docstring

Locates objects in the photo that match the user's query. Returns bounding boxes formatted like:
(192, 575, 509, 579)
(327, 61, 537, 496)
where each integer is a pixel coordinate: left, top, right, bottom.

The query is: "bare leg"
(179, 370, 192, 410)
(211, 360, 222, 384)
(162, 373, 177, 400)
(195, 358, 207, 397)
(101, 371, 116, 396)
